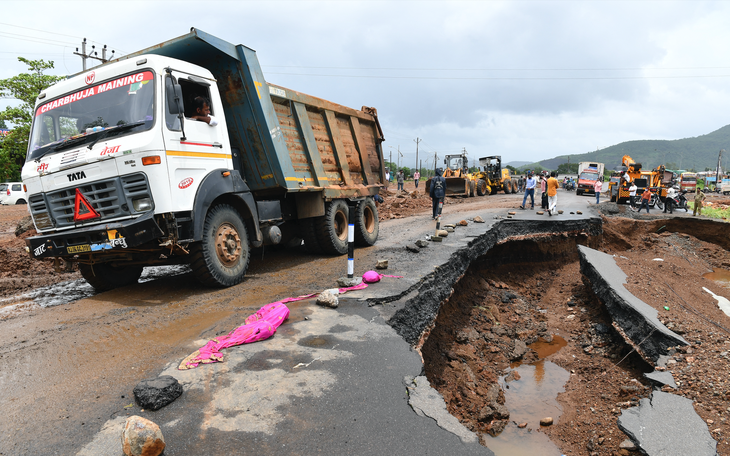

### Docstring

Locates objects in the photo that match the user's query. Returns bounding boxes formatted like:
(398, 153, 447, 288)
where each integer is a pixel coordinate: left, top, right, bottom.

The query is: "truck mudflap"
(25, 211, 163, 260)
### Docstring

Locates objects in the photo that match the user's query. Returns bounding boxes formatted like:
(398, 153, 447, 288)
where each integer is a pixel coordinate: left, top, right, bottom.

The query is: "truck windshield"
(27, 70, 155, 161)
(579, 172, 598, 180)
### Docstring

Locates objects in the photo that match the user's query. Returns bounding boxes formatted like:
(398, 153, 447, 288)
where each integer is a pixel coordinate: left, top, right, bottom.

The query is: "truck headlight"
(132, 197, 152, 212)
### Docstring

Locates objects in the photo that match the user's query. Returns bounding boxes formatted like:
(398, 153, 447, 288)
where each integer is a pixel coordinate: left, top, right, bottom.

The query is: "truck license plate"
(67, 244, 91, 253)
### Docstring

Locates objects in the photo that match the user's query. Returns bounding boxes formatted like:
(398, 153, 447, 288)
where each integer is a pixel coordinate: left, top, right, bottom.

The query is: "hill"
(539, 124, 730, 171)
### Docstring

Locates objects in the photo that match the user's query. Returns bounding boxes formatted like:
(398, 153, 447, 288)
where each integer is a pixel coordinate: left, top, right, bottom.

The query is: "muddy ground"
(2, 189, 730, 455)
(421, 213, 730, 455)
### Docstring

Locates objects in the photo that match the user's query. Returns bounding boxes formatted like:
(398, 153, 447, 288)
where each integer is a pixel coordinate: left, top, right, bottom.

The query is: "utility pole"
(434, 151, 438, 173)
(717, 149, 725, 192)
(74, 38, 115, 71)
(414, 137, 421, 172)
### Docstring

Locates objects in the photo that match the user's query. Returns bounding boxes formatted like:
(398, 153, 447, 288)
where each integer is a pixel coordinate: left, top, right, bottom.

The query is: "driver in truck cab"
(190, 96, 218, 126)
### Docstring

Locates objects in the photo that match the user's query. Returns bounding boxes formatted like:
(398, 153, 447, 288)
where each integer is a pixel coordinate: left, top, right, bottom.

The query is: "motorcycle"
(666, 190, 689, 212)
(648, 192, 664, 210)
(565, 180, 575, 191)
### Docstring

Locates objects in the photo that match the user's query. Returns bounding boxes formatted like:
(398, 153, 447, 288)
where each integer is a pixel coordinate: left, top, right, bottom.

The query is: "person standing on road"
(540, 175, 548, 209)
(693, 187, 706, 216)
(385, 169, 390, 189)
(518, 175, 524, 193)
(397, 170, 404, 191)
(628, 182, 638, 211)
(639, 188, 652, 213)
(413, 170, 420, 189)
(594, 177, 603, 204)
(663, 186, 677, 214)
(547, 171, 559, 215)
(430, 168, 446, 219)
(520, 172, 536, 210)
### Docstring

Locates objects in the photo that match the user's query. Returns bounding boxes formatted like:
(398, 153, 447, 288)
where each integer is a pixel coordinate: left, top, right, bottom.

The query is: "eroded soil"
(422, 215, 730, 455)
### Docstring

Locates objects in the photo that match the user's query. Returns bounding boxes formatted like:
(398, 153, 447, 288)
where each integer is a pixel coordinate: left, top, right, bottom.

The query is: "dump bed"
(118, 28, 384, 199)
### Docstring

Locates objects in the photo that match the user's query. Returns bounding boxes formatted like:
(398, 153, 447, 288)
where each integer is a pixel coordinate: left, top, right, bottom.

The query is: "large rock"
(133, 376, 183, 411)
(617, 391, 717, 456)
(121, 416, 165, 456)
(316, 290, 339, 308)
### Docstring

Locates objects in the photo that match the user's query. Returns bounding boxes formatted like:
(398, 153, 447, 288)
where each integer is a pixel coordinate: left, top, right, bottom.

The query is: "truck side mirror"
(165, 77, 184, 115)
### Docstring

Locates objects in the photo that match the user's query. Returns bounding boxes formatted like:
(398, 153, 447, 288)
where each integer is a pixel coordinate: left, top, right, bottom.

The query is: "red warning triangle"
(73, 188, 101, 222)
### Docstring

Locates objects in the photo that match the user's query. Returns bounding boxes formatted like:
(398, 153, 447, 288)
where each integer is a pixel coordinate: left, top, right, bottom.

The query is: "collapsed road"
(2, 190, 730, 455)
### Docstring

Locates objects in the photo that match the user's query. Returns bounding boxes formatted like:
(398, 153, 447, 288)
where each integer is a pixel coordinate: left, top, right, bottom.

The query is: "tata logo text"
(178, 177, 194, 189)
(36, 163, 49, 173)
(67, 171, 87, 182)
(85, 71, 95, 85)
(100, 145, 120, 156)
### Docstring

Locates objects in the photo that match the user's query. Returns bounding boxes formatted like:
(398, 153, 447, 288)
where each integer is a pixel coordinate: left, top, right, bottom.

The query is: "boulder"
(459, 220, 468, 226)
(537, 211, 544, 215)
(415, 239, 429, 248)
(133, 376, 183, 411)
(510, 340, 527, 360)
(540, 417, 553, 426)
(316, 290, 339, 308)
(406, 244, 420, 253)
(121, 416, 165, 456)
(436, 230, 448, 237)
(375, 260, 389, 270)
(446, 227, 455, 233)
(473, 216, 485, 223)
(336, 277, 362, 288)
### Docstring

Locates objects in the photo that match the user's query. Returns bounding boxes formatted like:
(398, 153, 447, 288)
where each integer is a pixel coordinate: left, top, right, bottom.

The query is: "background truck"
(610, 155, 671, 204)
(679, 172, 697, 193)
(576, 161, 605, 196)
(21, 28, 385, 291)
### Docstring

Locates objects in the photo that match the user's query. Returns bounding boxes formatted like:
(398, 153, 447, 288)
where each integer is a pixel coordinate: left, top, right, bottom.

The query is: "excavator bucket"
(444, 177, 469, 195)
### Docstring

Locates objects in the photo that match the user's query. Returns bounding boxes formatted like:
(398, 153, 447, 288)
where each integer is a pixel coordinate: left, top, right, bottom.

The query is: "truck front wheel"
(79, 263, 143, 292)
(476, 179, 488, 196)
(316, 199, 349, 255)
(191, 204, 250, 287)
(354, 198, 379, 246)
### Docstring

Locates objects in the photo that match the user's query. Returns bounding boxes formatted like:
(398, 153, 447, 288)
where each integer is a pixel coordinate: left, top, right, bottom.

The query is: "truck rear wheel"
(469, 181, 476, 197)
(191, 204, 250, 287)
(511, 179, 518, 193)
(354, 198, 379, 246)
(477, 179, 488, 196)
(79, 263, 143, 292)
(316, 199, 349, 255)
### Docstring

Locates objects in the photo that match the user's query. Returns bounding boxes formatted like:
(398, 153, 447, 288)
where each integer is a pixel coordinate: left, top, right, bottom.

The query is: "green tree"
(0, 57, 64, 181)
(0, 119, 7, 129)
(557, 163, 579, 174)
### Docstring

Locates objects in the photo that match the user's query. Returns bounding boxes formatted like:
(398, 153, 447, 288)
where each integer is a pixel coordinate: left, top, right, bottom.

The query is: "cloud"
(2, 0, 729, 164)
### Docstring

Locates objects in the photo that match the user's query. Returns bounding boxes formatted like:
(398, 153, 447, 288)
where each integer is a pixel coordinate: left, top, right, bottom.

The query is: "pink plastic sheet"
(178, 277, 402, 370)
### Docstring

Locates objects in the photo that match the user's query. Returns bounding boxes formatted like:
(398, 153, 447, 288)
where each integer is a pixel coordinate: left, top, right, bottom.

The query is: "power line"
(265, 64, 730, 72)
(266, 71, 730, 81)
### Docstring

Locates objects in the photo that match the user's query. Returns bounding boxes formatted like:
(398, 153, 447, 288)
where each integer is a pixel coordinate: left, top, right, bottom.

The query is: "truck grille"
(29, 173, 153, 231)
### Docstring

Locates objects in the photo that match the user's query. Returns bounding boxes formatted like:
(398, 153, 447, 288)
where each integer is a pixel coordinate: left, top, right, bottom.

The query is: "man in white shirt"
(191, 96, 219, 126)
(629, 182, 638, 211)
(663, 186, 677, 214)
(520, 171, 537, 209)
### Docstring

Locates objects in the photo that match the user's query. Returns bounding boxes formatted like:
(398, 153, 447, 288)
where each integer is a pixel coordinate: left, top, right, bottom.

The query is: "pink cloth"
(362, 271, 404, 283)
(179, 276, 403, 370)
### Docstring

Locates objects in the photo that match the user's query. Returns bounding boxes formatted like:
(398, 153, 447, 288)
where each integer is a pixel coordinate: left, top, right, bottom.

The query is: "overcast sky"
(2, 0, 729, 169)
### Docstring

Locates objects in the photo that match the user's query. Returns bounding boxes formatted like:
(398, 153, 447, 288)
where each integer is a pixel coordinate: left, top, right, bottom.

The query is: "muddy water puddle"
(703, 268, 730, 286)
(486, 336, 569, 456)
(0, 265, 191, 314)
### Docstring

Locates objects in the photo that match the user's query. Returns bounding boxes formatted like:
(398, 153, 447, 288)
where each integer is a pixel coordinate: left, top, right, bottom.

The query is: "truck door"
(163, 75, 230, 211)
